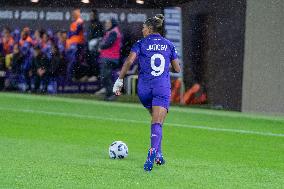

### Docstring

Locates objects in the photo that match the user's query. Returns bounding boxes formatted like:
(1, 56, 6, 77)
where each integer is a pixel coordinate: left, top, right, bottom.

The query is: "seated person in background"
(56, 31, 68, 78)
(33, 29, 42, 47)
(1, 27, 14, 56)
(0, 41, 2, 57)
(57, 31, 67, 56)
(5, 44, 24, 90)
(11, 44, 23, 75)
(20, 42, 33, 91)
(47, 44, 62, 93)
(19, 27, 33, 47)
(31, 46, 49, 93)
(49, 44, 61, 81)
(12, 28, 21, 43)
(19, 28, 33, 93)
(0, 53, 5, 90)
(41, 32, 53, 59)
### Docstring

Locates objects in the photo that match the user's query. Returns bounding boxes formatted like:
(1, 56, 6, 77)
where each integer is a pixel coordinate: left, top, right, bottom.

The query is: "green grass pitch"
(0, 92, 283, 189)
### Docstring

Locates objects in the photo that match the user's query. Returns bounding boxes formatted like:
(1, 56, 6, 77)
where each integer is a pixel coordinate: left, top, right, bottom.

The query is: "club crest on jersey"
(146, 44, 168, 51)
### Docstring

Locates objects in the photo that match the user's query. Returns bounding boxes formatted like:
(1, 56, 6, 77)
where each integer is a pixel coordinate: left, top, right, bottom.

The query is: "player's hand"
(113, 78, 123, 96)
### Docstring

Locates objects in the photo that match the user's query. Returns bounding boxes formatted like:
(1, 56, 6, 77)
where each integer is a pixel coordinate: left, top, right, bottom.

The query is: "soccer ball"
(109, 141, 128, 159)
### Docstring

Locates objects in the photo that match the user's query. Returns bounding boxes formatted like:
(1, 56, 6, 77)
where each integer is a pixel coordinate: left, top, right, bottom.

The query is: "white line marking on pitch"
(0, 107, 283, 138)
(1, 92, 284, 121)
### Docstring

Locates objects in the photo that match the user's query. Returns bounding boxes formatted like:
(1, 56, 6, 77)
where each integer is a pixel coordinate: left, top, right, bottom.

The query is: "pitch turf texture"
(0, 93, 283, 189)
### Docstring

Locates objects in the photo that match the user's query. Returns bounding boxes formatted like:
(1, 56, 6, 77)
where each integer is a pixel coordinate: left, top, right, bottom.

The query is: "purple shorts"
(137, 82, 171, 110)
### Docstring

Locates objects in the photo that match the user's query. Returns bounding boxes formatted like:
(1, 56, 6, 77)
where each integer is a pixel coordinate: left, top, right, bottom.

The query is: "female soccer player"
(113, 14, 181, 171)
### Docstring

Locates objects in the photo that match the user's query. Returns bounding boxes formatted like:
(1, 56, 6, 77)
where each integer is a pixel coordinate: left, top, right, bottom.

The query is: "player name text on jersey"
(146, 44, 168, 51)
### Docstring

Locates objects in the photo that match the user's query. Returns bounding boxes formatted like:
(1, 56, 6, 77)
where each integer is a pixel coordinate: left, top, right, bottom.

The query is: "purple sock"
(157, 134, 162, 156)
(151, 123, 162, 150)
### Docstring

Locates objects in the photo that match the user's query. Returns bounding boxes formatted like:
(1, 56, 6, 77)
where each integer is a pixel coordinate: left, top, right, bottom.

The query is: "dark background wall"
(181, 0, 246, 111)
(242, 0, 284, 114)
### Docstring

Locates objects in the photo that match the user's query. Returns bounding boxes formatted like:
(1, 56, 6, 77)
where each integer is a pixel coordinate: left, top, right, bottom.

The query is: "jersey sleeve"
(170, 43, 179, 61)
(130, 41, 141, 56)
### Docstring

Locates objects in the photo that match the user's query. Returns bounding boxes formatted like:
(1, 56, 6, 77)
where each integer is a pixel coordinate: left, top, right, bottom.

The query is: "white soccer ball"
(109, 141, 128, 159)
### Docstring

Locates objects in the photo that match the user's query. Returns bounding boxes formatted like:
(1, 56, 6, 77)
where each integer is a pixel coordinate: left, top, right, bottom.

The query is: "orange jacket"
(2, 36, 14, 55)
(19, 36, 33, 47)
(66, 17, 85, 49)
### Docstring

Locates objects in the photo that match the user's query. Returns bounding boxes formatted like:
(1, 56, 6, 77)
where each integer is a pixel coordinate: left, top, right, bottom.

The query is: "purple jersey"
(131, 34, 178, 110)
(131, 34, 178, 87)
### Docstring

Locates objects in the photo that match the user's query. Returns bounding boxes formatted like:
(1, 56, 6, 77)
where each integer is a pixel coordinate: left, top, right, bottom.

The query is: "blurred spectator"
(97, 18, 122, 100)
(49, 44, 61, 80)
(11, 44, 23, 77)
(87, 9, 104, 81)
(57, 31, 67, 55)
(31, 46, 49, 93)
(87, 10, 104, 41)
(56, 31, 68, 77)
(48, 44, 62, 93)
(20, 42, 33, 91)
(0, 52, 5, 90)
(19, 27, 33, 47)
(0, 43, 2, 57)
(46, 29, 54, 40)
(12, 28, 21, 43)
(5, 44, 24, 90)
(18, 28, 33, 91)
(66, 8, 85, 81)
(1, 27, 14, 56)
(33, 29, 42, 47)
(0, 11, 134, 94)
(41, 32, 52, 59)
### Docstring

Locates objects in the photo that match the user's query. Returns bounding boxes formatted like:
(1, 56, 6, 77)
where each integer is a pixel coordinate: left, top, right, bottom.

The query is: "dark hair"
(13, 43, 20, 48)
(144, 14, 164, 34)
(92, 9, 98, 15)
(3, 27, 11, 33)
(34, 45, 41, 51)
(51, 43, 59, 56)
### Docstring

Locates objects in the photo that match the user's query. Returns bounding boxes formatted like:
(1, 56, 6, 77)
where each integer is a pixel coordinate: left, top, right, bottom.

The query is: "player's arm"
(119, 52, 137, 79)
(113, 52, 137, 96)
(171, 59, 181, 73)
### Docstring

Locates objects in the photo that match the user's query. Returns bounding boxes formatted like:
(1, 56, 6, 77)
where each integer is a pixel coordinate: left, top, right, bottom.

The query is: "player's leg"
(150, 106, 167, 154)
(137, 84, 157, 171)
(144, 106, 167, 171)
(151, 106, 167, 165)
(151, 106, 167, 123)
(138, 83, 170, 171)
(151, 86, 171, 166)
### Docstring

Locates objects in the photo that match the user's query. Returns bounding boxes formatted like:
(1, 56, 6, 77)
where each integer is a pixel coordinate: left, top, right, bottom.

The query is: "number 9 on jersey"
(151, 54, 165, 77)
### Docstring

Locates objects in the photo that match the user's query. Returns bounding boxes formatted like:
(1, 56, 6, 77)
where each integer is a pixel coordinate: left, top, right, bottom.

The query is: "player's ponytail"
(144, 14, 165, 34)
(154, 14, 164, 25)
